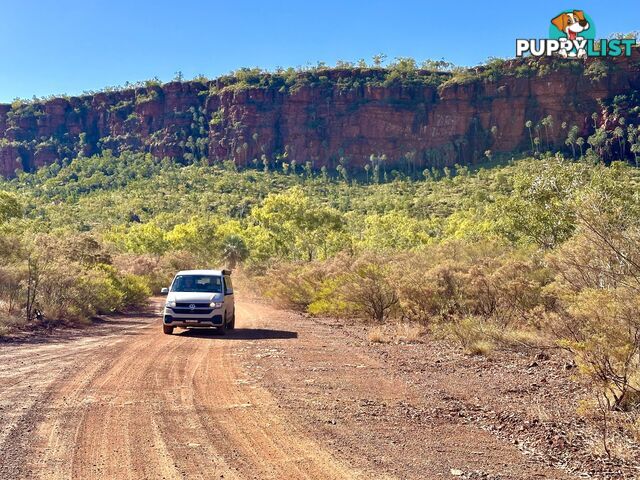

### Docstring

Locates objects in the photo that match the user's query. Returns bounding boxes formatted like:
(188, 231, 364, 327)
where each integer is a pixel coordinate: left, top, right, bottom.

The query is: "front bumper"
(163, 307, 224, 328)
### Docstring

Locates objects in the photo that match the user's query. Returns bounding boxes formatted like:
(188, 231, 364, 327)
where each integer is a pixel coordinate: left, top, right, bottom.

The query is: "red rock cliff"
(0, 50, 639, 177)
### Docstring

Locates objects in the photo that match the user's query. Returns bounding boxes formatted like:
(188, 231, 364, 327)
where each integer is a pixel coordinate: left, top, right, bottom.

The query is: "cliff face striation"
(1, 50, 639, 177)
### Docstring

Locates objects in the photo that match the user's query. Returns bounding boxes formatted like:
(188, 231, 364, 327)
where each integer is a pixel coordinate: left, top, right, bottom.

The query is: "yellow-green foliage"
(357, 211, 435, 250)
(247, 187, 348, 262)
(307, 276, 354, 317)
(266, 254, 401, 322)
(79, 267, 128, 314)
(561, 289, 640, 409)
(0, 191, 22, 224)
(261, 254, 352, 310)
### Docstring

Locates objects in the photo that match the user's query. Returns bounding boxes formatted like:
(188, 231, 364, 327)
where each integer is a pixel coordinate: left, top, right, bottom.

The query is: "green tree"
(541, 115, 554, 150)
(493, 159, 586, 249)
(165, 219, 216, 258)
(249, 187, 344, 261)
(613, 126, 625, 159)
(588, 128, 608, 161)
(372, 53, 387, 67)
(122, 223, 169, 259)
(631, 142, 640, 167)
(0, 191, 22, 224)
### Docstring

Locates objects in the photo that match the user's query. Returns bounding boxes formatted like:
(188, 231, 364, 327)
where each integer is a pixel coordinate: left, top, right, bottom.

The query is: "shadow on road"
(177, 327, 298, 340)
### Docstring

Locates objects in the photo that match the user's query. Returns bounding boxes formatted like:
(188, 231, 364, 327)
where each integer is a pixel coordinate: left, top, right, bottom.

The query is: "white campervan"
(160, 269, 235, 335)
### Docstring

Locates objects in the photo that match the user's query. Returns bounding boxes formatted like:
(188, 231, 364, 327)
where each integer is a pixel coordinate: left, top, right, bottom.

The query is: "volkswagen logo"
(189, 303, 196, 310)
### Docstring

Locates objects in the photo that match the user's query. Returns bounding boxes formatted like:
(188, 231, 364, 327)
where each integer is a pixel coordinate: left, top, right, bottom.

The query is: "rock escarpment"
(1, 49, 639, 177)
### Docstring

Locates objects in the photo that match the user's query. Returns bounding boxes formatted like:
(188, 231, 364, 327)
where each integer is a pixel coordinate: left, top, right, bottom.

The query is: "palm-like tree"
(631, 142, 640, 167)
(379, 154, 388, 179)
(613, 126, 625, 159)
(565, 125, 578, 159)
(525, 120, 534, 152)
(221, 235, 249, 269)
(576, 137, 585, 158)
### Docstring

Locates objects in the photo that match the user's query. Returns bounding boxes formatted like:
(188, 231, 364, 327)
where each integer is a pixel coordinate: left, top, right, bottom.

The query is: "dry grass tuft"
(368, 325, 391, 343)
(0, 311, 27, 336)
(435, 315, 496, 356)
(395, 323, 426, 343)
(367, 323, 426, 344)
(466, 339, 494, 356)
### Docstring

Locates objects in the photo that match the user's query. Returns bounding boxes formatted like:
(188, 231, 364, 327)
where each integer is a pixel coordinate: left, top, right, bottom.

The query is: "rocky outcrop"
(1, 50, 639, 177)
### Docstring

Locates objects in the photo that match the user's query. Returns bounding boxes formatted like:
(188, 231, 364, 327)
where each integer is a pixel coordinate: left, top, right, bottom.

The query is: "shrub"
(79, 268, 127, 314)
(437, 315, 496, 355)
(366, 323, 425, 344)
(264, 262, 332, 311)
(394, 323, 426, 343)
(118, 274, 152, 308)
(344, 259, 399, 323)
(546, 190, 640, 411)
(263, 253, 400, 323)
(34, 261, 151, 322)
(264, 239, 550, 330)
(263, 254, 353, 311)
(306, 275, 354, 317)
(561, 288, 640, 411)
(113, 251, 196, 294)
(36, 259, 95, 323)
(392, 241, 549, 327)
(0, 265, 22, 315)
(0, 233, 155, 334)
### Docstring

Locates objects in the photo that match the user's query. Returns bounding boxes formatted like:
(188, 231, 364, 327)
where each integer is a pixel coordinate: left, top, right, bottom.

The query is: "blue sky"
(0, 0, 638, 102)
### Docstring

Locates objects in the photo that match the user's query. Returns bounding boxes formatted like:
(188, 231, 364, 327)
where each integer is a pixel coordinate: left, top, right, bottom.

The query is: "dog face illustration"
(551, 10, 590, 41)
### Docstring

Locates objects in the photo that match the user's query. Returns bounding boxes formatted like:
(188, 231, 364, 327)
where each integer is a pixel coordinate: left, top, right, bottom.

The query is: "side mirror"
(160, 288, 169, 295)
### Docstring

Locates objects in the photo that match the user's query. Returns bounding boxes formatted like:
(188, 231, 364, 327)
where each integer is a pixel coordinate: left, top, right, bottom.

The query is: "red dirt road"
(0, 299, 577, 479)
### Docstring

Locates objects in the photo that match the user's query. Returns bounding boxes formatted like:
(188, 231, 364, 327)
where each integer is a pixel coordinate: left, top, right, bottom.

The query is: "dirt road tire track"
(0, 301, 360, 480)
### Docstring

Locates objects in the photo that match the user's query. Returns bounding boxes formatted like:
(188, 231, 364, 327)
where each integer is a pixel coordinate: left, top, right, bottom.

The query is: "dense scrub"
(0, 232, 150, 334)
